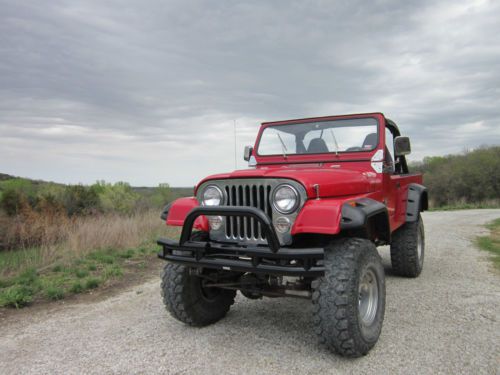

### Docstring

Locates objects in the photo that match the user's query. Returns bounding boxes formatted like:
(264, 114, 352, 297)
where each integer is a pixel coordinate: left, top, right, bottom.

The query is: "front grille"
(224, 183, 272, 240)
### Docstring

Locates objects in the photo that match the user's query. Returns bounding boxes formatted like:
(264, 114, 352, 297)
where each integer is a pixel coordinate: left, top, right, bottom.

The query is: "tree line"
(410, 146, 500, 208)
(0, 179, 172, 217)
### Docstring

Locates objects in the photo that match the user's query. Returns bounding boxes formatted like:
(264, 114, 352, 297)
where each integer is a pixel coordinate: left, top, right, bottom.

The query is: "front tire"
(312, 238, 386, 357)
(390, 214, 425, 277)
(160, 231, 236, 326)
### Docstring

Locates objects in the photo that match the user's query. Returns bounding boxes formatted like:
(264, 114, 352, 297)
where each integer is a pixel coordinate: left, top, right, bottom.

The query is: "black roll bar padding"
(179, 206, 281, 253)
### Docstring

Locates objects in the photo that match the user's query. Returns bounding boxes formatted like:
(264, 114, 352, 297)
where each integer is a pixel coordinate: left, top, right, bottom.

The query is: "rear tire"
(312, 238, 386, 357)
(390, 214, 425, 277)
(160, 231, 236, 326)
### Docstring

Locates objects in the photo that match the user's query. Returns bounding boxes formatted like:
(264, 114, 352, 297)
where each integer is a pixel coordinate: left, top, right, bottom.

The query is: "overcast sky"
(1, 0, 499, 186)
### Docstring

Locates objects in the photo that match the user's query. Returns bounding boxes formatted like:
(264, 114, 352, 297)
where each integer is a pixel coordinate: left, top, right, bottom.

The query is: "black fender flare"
(406, 183, 428, 222)
(160, 202, 172, 221)
(340, 198, 391, 244)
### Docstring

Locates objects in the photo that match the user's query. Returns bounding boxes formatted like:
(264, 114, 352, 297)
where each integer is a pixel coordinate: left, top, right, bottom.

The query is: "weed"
(52, 264, 63, 272)
(70, 282, 83, 294)
(75, 269, 89, 278)
(0, 278, 14, 288)
(104, 265, 123, 278)
(477, 218, 500, 270)
(45, 286, 65, 300)
(16, 268, 38, 286)
(89, 251, 115, 265)
(87, 263, 97, 271)
(0, 285, 34, 308)
(120, 249, 135, 259)
(84, 277, 100, 290)
(0, 210, 170, 278)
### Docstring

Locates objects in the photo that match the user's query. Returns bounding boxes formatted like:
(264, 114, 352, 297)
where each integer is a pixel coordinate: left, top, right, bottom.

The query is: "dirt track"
(1, 210, 499, 374)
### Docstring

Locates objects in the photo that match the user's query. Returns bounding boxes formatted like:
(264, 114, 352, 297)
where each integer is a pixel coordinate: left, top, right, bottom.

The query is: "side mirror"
(394, 136, 411, 156)
(243, 145, 253, 161)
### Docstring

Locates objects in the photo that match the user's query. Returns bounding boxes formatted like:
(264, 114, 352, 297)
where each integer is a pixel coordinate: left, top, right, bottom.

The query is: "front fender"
(291, 198, 344, 235)
(165, 197, 209, 232)
(291, 197, 390, 243)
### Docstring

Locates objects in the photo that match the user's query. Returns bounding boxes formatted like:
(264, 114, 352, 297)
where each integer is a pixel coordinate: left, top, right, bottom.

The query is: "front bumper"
(157, 206, 324, 277)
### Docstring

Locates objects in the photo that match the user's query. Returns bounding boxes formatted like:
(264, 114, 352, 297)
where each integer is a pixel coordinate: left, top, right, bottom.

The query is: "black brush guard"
(157, 206, 324, 276)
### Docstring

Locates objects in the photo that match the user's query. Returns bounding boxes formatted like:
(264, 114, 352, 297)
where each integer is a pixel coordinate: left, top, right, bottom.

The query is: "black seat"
(307, 138, 329, 153)
(362, 133, 378, 149)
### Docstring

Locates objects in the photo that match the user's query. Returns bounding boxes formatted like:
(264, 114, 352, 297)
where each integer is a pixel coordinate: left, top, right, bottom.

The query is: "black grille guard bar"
(159, 206, 324, 276)
(157, 237, 324, 276)
(179, 206, 281, 252)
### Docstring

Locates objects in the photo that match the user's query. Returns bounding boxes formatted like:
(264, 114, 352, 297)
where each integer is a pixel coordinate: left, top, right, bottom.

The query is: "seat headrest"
(307, 138, 329, 153)
(362, 133, 378, 149)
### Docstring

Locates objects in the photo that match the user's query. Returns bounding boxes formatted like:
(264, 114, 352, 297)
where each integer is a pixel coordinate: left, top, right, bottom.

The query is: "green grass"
(103, 265, 123, 278)
(0, 248, 46, 276)
(69, 281, 84, 294)
(476, 218, 500, 270)
(75, 268, 89, 278)
(45, 286, 65, 300)
(119, 249, 135, 259)
(52, 264, 63, 272)
(0, 242, 159, 308)
(87, 263, 97, 271)
(0, 285, 35, 308)
(84, 277, 100, 290)
(430, 202, 500, 211)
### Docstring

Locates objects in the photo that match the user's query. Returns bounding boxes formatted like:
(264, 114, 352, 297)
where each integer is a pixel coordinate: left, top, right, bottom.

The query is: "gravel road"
(1, 210, 499, 375)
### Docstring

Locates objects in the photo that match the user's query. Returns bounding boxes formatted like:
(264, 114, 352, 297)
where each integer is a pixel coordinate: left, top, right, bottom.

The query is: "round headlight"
(202, 185, 223, 206)
(272, 184, 299, 214)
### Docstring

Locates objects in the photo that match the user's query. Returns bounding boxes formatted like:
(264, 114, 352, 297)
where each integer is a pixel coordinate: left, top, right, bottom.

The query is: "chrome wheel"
(358, 268, 379, 326)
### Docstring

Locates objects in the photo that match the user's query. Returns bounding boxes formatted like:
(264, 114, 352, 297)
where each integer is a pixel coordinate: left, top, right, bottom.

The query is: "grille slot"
(224, 183, 272, 240)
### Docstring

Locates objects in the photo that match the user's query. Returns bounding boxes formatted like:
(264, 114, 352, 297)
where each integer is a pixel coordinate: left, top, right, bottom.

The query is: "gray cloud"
(1, 0, 499, 185)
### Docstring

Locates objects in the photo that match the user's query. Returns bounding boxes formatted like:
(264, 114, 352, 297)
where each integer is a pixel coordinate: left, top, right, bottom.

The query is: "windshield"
(257, 117, 379, 156)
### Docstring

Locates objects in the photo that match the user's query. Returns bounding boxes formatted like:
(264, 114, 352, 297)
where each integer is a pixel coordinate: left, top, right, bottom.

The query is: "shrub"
(52, 264, 63, 272)
(0, 179, 36, 216)
(151, 183, 172, 207)
(70, 282, 84, 294)
(16, 268, 39, 286)
(75, 269, 89, 278)
(98, 182, 139, 214)
(87, 263, 97, 271)
(0, 285, 34, 308)
(84, 277, 100, 289)
(45, 286, 65, 300)
(120, 249, 135, 259)
(104, 265, 123, 278)
(63, 185, 101, 216)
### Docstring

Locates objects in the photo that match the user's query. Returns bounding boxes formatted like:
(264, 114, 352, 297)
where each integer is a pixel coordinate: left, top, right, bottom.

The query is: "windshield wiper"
(277, 133, 288, 158)
(329, 129, 339, 156)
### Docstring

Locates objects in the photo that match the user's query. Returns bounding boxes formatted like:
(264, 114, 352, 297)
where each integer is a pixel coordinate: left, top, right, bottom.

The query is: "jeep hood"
(197, 164, 380, 198)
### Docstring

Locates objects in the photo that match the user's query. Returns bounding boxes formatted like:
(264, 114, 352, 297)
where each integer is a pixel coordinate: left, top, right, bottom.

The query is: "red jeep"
(158, 112, 427, 357)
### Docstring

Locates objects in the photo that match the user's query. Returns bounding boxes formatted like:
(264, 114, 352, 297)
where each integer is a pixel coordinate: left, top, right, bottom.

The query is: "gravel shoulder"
(1, 210, 499, 375)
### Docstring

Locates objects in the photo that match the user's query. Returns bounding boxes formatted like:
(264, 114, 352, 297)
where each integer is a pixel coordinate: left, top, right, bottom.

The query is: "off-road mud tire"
(160, 232, 236, 326)
(390, 214, 425, 277)
(312, 238, 386, 357)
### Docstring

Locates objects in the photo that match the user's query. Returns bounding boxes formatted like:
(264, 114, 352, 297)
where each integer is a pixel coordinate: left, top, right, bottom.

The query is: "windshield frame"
(255, 114, 382, 159)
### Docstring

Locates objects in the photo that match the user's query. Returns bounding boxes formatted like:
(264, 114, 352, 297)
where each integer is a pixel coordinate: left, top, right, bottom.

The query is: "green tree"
(63, 185, 101, 216)
(98, 182, 140, 214)
(0, 179, 35, 215)
(151, 183, 172, 207)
